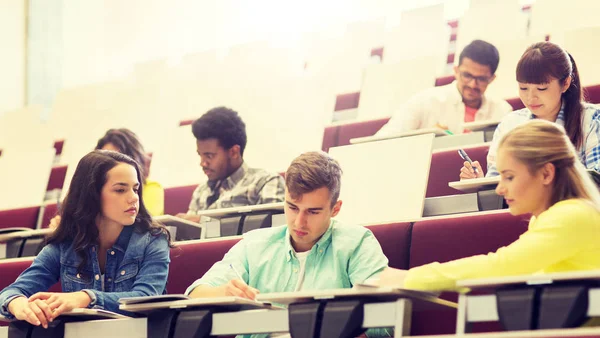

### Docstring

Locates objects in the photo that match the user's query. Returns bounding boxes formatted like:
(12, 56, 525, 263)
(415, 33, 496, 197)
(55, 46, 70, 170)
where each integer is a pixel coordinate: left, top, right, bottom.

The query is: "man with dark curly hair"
(176, 106, 285, 222)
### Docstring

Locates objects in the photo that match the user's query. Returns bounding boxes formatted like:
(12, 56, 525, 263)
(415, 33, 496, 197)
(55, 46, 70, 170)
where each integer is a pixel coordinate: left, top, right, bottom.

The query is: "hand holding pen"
(458, 149, 484, 180)
(224, 264, 259, 300)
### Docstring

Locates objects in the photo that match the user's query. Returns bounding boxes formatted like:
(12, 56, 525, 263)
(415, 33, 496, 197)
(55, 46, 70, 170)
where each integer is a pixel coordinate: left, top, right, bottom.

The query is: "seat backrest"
(41, 203, 59, 229)
(164, 184, 198, 216)
(410, 211, 528, 268)
(0, 257, 61, 296)
(167, 237, 241, 294)
(366, 222, 412, 270)
(334, 92, 361, 111)
(46, 165, 68, 192)
(426, 144, 489, 198)
(408, 211, 528, 335)
(335, 118, 390, 147)
(322, 125, 339, 152)
(0, 206, 39, 230)
(585, 84, 600, 104)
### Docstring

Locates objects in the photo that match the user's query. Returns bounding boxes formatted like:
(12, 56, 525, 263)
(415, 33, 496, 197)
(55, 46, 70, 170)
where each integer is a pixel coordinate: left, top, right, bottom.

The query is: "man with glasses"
(376, 40, 512, 136)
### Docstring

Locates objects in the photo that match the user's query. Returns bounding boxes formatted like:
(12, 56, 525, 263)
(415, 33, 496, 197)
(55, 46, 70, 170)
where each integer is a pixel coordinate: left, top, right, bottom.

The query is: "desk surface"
(154, 215, 203, 228)
(0, 228, 52, 243)
(449, 176, 500, 192)
(194, 202, 284, 219)
(349, 128, 446, 144)
(463, 119, 502, 132)
(120, 296, 274, 313)
(416, 327, 600, 338)
(257, 287, 457, 309)
(458, 270, 600, 289)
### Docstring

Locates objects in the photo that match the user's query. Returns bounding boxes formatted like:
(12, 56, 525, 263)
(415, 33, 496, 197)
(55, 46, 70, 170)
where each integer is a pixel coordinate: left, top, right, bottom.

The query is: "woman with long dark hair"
(0, 150, 172, 327)
(460, 41, 600, 179)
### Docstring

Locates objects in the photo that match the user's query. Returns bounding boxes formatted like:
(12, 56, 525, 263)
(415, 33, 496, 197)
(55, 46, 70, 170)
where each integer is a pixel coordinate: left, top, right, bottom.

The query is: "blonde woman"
(381, 120, 600, 290)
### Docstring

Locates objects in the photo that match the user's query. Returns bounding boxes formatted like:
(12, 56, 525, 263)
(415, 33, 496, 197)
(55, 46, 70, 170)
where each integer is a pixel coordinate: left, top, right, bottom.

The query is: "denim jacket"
(0, 225, 170, 318)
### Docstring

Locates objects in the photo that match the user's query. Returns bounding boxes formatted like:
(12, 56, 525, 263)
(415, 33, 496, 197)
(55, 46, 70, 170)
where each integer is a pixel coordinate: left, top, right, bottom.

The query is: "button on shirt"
(486, 102, 600, 176)
(187, 162, 285, 213)
(376, 81, 513, 136)
(185, 219, 389, 338)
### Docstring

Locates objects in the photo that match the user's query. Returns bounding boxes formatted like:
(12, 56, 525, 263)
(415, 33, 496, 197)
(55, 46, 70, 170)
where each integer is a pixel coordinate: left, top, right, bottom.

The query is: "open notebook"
(119, 295, 275, 313)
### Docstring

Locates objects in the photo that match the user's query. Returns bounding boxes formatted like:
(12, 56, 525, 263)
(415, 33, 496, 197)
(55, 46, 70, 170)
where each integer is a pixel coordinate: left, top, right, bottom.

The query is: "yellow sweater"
(404, 199, 600, 291)
(143, 179, 164, 216)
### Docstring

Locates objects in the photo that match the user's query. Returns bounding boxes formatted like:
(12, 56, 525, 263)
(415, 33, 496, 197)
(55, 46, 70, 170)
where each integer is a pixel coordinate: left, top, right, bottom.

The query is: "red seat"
(336, 118, 390, 147)
(0, 258, 61, 325)
(46, 165, 68, 192)
(164, 184, 197, 215)
(322, 125, 338, 152)
(167, 238, 241, 294)
(370, 47, 384, 61)
(426, 144, 489, 197)
(53, 140, 65, 156)
(585, 84, 600, 104)
(334, 92, 361, 111)
(41, 203, 59, 229)
(366, 222, 412, 270)
(408, 211, 529, 335)
(435, 75, 454, 87)
(506, 97, 525, 111)
(0, 206, 39, 230)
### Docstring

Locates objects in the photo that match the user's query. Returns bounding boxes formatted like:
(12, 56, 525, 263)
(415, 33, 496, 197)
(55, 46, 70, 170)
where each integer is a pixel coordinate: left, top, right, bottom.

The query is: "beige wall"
(0, 0, 26, 114)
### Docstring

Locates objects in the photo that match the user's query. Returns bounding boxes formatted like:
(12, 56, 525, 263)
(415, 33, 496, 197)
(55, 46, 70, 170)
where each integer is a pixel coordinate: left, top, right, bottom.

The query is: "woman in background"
(460, 41, 600, 179)
(50, 128, 164, 229)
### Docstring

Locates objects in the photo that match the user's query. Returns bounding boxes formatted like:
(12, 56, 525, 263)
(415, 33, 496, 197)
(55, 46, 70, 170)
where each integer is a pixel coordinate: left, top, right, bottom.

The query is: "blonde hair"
(498, 120, 600, 211)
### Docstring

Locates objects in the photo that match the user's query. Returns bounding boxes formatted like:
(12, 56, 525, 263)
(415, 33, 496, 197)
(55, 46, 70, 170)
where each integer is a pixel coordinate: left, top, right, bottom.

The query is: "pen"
(229, 263, 245, 282)
(458, 149, 479, 174)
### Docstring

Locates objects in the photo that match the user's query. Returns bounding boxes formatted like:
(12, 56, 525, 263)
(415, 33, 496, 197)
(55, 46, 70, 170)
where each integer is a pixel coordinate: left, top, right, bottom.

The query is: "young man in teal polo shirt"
(186, 151, 390, 337)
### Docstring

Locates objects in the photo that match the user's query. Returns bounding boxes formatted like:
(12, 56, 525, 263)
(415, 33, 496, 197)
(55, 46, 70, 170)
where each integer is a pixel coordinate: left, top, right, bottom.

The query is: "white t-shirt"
(293, 251, 310, 291)
(271, 250, 310, 338)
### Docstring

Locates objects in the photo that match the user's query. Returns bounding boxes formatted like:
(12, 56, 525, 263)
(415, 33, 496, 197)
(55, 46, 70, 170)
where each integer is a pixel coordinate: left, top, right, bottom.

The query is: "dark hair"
(516, 42, 584, 148)
(96, 129, 150, 182)
(285, 151, 342, 207)
(459, 40, 500, 74)
(47, 150, 173, 274)
(191, 107, 247, 155)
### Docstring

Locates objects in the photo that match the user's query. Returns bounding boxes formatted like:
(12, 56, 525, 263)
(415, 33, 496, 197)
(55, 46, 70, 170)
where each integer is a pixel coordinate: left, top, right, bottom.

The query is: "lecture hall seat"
(0, 206, 39, 230)
(46, 165, 68, 192)
(167, 238, 241, 294)
(41, 203, 59, 229)
(0, 258, 61, 326)
(426, 144, 490, 198)
(322, 125, 338, 152)
(334, 92, 361, 112)
(408, 211, 529, 335)
(335, 117, 390, 147)
(163, 184, 198, 216)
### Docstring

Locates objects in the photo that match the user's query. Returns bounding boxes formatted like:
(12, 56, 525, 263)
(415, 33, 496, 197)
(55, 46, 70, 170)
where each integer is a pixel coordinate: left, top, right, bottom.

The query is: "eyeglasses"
(459, 71, 492, 85)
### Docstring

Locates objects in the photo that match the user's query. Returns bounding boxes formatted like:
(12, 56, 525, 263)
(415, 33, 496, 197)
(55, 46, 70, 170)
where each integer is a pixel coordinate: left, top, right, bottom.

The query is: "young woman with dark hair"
(460, 41, 600, 179)
(0, 150, 172, 327)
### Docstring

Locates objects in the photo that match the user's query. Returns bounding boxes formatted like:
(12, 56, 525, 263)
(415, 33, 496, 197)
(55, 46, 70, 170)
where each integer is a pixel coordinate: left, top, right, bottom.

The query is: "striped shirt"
(486, 102, 600, 177)
(187, 162, 285, 213)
